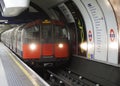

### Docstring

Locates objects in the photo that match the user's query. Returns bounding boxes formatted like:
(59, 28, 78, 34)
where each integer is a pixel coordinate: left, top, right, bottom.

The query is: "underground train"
(1, 19, 70, 66)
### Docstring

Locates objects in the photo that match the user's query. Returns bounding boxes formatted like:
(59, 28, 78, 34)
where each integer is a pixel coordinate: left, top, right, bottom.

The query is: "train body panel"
(12, 27, 19, 52)
(55, 43, 69, 58)
(42, 44, 53, 56)
(23, 44, 41, 59)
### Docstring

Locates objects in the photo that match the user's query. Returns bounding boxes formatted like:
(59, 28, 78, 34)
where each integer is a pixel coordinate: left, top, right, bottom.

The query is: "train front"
(22, 20, 70, 65)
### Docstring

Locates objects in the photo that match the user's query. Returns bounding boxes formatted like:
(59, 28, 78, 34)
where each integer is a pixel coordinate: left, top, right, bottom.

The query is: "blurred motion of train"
(1, 19, 70, 66)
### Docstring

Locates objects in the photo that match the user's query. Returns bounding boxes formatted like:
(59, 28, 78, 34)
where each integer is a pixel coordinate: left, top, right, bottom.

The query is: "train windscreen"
(23, 26, 40, 43)
(41, 24, 53, 43)
(54, 25, 68, 41)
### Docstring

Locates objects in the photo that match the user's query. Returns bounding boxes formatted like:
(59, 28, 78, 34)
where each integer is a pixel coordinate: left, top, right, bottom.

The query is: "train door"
(40, 22, 54, 58)
(16, 28, 22, 57)
(12, 27, 17, 52)
(11, 29, 15, 50)
(13, 27, 19, 52)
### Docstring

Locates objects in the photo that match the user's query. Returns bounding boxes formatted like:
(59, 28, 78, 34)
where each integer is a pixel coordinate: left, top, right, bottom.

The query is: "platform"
(0, 42, 50, 86)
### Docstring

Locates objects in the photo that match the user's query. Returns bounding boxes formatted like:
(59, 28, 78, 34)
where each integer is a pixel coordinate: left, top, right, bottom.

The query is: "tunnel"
(0, 0, 120, 86)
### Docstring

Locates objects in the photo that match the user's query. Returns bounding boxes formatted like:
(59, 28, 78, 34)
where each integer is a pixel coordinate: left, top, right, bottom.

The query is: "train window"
(23, 26, 40, 43)
(17, 30, 22, 42)
(41, 24, 52, 43)
(62, 28, 68, 38)
(54, 25, 68, 40)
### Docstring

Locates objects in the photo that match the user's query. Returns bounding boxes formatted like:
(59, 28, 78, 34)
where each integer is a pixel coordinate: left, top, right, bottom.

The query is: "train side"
(1, 20, 70, 65)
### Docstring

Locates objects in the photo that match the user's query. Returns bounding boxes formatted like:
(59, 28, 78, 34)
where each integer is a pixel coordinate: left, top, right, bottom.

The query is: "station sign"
(88, 30, 92, 41)
(110, 29, 115, 42)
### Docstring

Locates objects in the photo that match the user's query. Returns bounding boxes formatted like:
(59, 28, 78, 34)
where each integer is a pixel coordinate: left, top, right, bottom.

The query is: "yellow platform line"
(6, 50, 40, 86)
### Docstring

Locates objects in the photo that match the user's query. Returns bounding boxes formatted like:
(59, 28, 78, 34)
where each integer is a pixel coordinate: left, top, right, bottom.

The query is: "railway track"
(44, 67, 101, 86)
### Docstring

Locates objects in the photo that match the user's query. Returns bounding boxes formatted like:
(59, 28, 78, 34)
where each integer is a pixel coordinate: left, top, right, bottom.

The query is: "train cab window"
(23, 26, 40, 43)
(54, 25, 68, 40)
(41, 24, 52, 43)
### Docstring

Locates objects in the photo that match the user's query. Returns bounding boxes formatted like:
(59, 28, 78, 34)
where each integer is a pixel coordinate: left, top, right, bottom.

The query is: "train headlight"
(58, 43, 64, 48)
(29, 43, 37, 51)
